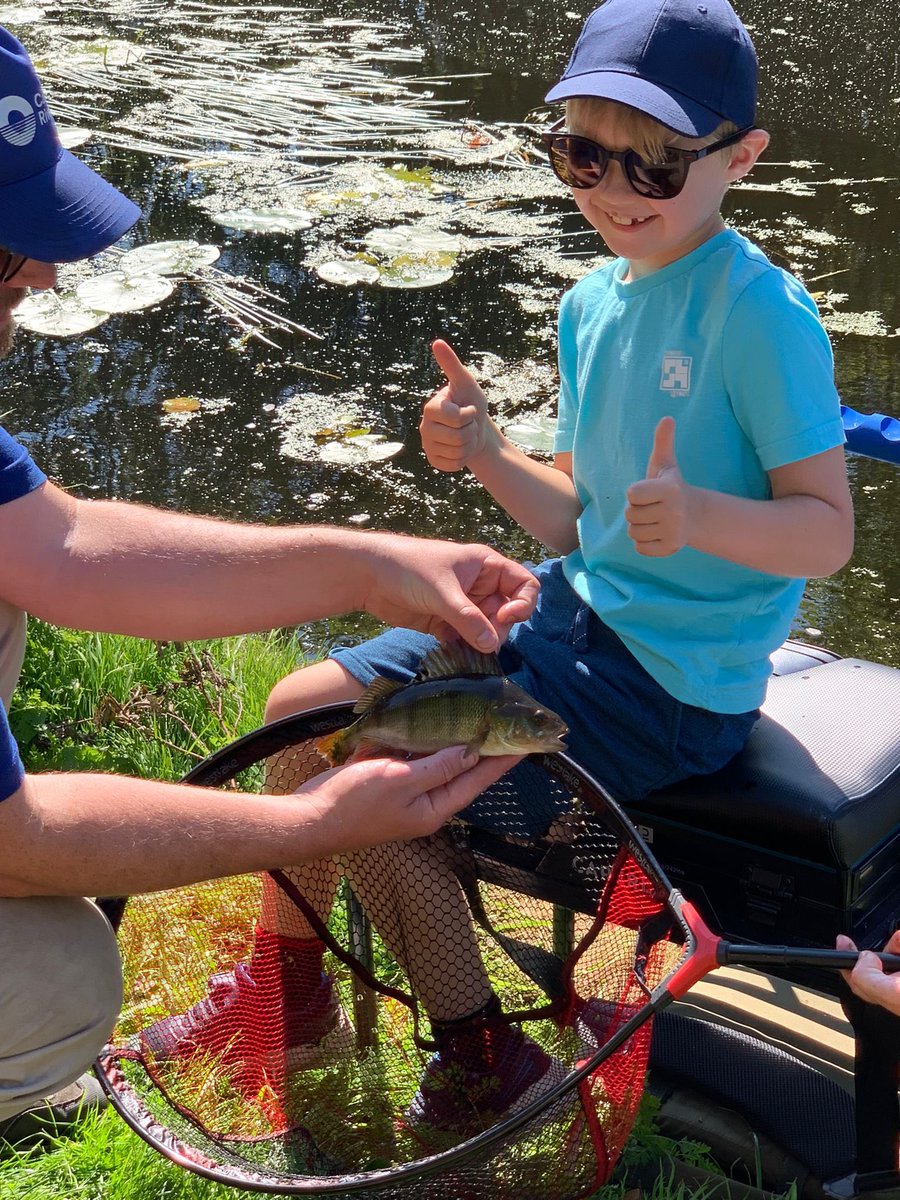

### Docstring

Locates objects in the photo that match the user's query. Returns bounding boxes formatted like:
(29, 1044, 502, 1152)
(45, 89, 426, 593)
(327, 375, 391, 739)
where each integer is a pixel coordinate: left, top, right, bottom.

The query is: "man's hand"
(297, 747, 521, 854)
(359, 533, 539, 652)
(625, 416, 694, 557)
(837, 931, 900, 1016)
(420, 340, 495, 471)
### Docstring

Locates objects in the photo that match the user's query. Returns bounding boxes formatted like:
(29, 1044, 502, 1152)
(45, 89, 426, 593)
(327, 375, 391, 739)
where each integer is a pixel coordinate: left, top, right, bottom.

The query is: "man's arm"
(0, 750, 520, 897)
(626, 419, 853, 577)
(0, 482, 539, 651)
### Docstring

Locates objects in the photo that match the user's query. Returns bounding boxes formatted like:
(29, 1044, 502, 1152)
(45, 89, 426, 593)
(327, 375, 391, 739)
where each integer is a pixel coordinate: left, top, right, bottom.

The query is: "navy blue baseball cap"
(0, 25, 140, 262)
(545, 0, 757, 138)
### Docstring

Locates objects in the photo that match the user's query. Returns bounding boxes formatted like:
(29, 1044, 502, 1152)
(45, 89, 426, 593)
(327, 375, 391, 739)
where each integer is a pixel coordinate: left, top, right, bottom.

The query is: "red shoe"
(141, 963, 353, 1094)
(407, 1004, 568, 1137)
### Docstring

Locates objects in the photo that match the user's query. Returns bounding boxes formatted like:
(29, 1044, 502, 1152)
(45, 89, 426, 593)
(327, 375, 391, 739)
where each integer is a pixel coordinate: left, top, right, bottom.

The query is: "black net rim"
(95, 704, 694, 1194)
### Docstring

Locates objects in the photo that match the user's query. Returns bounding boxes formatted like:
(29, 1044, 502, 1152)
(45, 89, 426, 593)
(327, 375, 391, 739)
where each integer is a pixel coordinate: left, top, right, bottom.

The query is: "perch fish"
(317, 645, 568, 765)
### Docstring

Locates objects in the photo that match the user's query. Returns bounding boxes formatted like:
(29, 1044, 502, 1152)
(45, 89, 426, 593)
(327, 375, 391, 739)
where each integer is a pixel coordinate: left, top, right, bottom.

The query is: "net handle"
(664, 898, 900, 1001)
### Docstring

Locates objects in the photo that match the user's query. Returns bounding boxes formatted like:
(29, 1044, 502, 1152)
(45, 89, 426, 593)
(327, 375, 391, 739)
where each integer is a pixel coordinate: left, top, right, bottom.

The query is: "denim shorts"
(330, 558, 758, 829)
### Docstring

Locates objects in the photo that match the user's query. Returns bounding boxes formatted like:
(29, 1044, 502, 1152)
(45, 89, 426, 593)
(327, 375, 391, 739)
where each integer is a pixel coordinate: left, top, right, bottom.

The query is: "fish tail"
(316, 730, 347, 764)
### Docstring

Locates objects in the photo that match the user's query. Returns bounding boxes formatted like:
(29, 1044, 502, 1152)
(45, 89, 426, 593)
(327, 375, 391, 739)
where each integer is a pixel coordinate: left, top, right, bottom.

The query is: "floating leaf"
(318, 434, 404, 464)
(377, 261, 454, 289)
(503, 415, 558, 454)
(162, 396, 202, 413)
(210, 207, 317, 234)
(0, 6, 45, 23)
(75, 271, 174, 314)
(315, 260, 381, 286)
(120, 241, 221, 276)
(364, 226, 461, 257)
(312, 423, 372, 443)
(14, 291, 109, 336)
(57, 127, 92, 150)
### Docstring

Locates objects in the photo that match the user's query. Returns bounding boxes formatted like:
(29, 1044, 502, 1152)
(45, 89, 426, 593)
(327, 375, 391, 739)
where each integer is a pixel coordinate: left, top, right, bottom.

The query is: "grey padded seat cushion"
(634, 659, 900, 869)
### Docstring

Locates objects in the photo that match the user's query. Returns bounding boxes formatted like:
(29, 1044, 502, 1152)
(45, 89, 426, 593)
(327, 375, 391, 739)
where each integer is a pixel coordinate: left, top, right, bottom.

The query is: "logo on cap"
(0, 95, 38, 146)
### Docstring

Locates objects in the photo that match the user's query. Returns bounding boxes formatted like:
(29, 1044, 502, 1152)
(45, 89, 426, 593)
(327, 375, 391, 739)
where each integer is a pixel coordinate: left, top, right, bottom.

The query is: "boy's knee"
(265, 659, 363, 723)
(0, 897, 122, 1119)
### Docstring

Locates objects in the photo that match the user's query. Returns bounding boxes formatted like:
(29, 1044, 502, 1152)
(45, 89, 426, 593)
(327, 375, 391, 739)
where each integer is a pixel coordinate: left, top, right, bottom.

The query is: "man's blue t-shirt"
(0, 425, 46, 801)
(554, 228, 845, 714)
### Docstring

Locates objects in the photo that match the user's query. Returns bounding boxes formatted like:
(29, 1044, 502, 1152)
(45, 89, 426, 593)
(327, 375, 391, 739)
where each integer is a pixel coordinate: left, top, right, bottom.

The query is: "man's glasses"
(0, 251, 27, 284)
(540, 119, 751, 200)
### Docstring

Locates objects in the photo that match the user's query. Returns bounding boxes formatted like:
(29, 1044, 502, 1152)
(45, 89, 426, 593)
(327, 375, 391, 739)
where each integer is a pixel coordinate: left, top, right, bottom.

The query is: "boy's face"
(566, 108, 763, 280)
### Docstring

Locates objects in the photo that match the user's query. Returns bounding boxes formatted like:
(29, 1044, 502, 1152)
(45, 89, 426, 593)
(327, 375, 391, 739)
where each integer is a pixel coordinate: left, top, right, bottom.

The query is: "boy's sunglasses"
(540, 119, 752, 200)
(0, 251, 27, 284)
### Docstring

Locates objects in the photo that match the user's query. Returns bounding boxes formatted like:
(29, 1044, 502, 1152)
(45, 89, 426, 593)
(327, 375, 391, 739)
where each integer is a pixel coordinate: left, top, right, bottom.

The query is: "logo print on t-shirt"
(660, 352, 691, 394)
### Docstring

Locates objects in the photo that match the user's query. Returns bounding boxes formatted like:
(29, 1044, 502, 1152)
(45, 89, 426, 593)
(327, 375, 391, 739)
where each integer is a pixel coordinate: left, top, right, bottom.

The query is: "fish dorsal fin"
(352, 675, 404, 714)
(415, 644, 503, 682)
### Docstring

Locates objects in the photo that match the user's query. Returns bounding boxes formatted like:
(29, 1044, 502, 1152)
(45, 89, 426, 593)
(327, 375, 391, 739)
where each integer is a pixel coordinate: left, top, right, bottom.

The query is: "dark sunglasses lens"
(626, 150, 689, 199)
(549, 137, 607, 189)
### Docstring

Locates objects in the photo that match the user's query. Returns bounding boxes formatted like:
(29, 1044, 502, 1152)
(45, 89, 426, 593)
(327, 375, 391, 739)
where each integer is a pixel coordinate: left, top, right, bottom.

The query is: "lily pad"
(318, 434, 404, 464)
(76, 271, 175, 314)
(14, 291, 109, 337)
(210, 207, 317, 234)
(377, 261, 454, 289)
(364, 226, 461, 257)
(57, 127, 92, 150)
(120, 241, 221, 276)
(315, 260, 381, 286)
(503, 415, 558, 454)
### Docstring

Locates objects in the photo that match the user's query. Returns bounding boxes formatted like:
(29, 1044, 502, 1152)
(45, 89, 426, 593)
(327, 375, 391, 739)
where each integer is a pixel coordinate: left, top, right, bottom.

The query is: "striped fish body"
(317, 647, 567, 765)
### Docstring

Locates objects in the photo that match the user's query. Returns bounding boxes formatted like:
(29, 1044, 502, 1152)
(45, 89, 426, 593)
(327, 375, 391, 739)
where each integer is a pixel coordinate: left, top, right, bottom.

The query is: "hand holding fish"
(625, 417, 695, 557)
(295, 745, 524, 853)
(359, 533, 539, 652)
(420, 340, 498, 471)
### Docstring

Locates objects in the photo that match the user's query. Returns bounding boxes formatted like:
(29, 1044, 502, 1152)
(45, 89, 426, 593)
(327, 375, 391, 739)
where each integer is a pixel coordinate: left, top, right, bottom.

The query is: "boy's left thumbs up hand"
(625, 417, 694, 556)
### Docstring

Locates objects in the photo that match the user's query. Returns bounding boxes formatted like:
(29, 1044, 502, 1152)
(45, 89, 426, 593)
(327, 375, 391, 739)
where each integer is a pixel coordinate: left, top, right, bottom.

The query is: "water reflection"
(4, 0, 899, 663)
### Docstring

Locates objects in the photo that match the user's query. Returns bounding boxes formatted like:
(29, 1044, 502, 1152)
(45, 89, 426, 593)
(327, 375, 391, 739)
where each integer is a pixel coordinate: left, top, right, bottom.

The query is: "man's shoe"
(141, 964, 353, 1094)
(407, 1009, 568, 1137)
(0, 1073, 107, 1151)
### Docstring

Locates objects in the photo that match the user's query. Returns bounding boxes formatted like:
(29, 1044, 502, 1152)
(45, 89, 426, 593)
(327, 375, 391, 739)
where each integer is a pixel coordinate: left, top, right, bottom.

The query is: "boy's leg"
(142, 659, 362, 1074)
(345, 834, 493, 1022)
(0, 897, 121, 1140)
(259, 658, 362, 939)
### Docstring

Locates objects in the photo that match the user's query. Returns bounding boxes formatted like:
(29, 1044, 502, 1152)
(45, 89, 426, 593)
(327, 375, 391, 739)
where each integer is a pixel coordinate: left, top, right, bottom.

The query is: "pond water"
(4, 0, 899, 665)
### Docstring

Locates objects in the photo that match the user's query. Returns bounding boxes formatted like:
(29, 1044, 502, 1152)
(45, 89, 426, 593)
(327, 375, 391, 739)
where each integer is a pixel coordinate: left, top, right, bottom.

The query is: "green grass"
(0, 1092, 725, 1200)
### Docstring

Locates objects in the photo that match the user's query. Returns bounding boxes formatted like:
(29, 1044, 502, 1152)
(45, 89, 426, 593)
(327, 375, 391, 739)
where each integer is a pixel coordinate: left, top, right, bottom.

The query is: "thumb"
(432, 338, 477, 389)
(647, 416, 677, 479)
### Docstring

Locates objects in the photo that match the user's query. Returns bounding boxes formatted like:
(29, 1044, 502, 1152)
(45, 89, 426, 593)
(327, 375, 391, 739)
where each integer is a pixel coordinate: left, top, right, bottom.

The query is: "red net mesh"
(99, 714, 687, 1197)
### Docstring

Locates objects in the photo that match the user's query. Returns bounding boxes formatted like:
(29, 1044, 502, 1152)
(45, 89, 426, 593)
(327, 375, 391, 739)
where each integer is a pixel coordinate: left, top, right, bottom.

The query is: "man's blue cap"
(545, 0, 757, 138)
(0, 26, 140, 262)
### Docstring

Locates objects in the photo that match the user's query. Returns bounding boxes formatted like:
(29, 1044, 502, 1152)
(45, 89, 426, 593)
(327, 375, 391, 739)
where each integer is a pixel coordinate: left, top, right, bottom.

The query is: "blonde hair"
(565, 97, 738, 162)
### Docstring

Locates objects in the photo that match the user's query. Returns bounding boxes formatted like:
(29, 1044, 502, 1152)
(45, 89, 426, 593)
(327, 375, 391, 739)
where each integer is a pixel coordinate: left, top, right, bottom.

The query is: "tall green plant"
(11, 620, 305, 780)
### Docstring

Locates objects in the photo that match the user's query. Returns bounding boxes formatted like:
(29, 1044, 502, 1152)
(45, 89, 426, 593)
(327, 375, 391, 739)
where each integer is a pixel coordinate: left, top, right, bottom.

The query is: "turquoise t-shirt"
(554, 228, 845, 714)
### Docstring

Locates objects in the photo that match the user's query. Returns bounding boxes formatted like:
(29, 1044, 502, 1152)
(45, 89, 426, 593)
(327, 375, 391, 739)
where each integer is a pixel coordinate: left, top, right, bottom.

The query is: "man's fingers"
(423, 751, 521, 826)
(432, 338, 476, 388)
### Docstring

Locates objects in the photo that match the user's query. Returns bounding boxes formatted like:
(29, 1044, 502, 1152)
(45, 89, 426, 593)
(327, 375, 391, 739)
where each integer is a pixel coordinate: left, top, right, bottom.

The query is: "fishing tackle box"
(626, 639, 900, 981)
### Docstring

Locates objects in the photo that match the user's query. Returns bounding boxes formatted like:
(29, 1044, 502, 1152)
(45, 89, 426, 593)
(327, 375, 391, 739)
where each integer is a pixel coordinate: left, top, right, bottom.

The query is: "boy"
(151, 0, 853, 1136)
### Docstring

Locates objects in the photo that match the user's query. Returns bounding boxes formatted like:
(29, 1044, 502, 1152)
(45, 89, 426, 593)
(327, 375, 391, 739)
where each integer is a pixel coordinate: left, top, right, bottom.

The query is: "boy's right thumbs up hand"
(420, 339, 492, 471)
